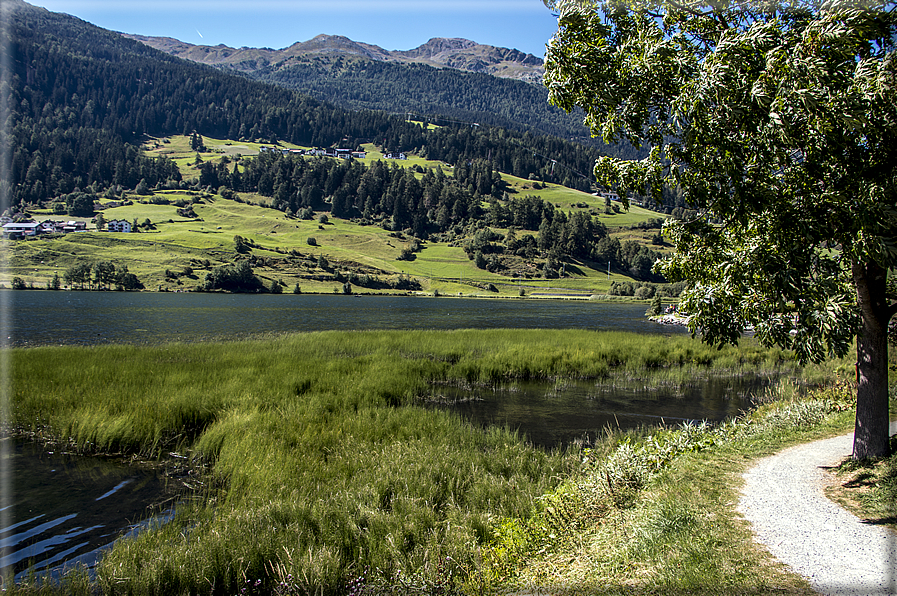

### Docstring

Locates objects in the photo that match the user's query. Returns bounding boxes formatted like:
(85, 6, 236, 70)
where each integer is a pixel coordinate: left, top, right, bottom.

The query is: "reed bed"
(8, 329, 815, 594)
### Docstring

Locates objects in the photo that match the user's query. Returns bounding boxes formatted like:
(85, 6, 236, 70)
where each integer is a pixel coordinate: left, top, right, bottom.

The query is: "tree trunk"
(852, 259, 892, 459)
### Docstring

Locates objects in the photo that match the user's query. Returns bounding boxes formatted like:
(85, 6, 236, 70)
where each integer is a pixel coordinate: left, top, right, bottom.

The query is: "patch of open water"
(427, 373, 777, 448)
(1, 439, 177, 583)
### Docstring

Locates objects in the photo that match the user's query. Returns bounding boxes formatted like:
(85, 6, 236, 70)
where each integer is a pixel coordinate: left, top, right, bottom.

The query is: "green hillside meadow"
(7, 136, 669, 297)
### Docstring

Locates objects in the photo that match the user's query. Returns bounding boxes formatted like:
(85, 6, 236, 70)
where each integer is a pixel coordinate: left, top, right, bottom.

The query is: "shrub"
(234, 235, 251, 253)
(202, 261, 263, 292)
(306, 237, 317, 246)
(635, 285, 655, 300)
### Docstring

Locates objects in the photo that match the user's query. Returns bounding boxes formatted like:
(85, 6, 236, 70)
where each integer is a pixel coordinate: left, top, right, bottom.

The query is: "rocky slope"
(123, 33, 545, 82)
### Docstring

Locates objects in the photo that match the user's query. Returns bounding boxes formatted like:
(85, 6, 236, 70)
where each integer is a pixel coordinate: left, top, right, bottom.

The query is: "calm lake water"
(1, 439, 175, 583)
(429, 375, 774, 449)
(3, 290, 688, 347)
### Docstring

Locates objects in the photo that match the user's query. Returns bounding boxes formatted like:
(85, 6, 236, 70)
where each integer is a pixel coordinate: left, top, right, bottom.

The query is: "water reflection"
(1, 439, 174, 582)
(428, 374, 776, 448)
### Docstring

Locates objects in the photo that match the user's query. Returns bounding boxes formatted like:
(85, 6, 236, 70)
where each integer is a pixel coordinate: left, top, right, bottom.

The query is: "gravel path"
(738, 422, 897, 595)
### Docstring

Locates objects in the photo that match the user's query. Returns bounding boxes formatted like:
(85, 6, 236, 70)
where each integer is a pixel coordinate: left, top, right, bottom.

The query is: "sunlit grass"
(8, 138, 670, 294)
(7, 328, 820, 593)
(479, 382, 867, 595)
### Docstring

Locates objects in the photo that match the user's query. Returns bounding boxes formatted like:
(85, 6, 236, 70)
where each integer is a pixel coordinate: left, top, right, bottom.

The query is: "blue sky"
(25, 1, 560, 58)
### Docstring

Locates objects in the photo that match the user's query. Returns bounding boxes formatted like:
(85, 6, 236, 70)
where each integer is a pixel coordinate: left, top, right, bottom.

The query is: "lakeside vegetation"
(8, 328, 865, 594)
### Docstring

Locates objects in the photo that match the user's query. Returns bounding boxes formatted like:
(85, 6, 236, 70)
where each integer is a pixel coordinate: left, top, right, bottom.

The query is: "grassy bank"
(7, 329, 828, 594)
(476, 381, 878, 595)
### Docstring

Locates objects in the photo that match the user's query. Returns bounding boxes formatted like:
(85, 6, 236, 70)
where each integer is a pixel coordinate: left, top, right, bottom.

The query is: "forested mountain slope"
(125, 33, 600, 143)
(5, 0, 642, 210)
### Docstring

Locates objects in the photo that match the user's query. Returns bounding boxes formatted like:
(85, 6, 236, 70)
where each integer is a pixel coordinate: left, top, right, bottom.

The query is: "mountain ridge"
(122, 31, 593, 142)
(123, 33, 545, 83)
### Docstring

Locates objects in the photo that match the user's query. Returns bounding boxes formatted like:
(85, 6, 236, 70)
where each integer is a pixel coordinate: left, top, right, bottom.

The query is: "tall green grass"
(9, 329, 823, 594)
(477, 380, 867, 594)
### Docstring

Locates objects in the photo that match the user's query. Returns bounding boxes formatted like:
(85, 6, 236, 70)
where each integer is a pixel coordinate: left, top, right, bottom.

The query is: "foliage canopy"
(545, 0, 897, 457)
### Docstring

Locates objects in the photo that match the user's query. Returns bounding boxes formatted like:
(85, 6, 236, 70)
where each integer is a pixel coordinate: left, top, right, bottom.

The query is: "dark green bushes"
(201, 261, 263, 292)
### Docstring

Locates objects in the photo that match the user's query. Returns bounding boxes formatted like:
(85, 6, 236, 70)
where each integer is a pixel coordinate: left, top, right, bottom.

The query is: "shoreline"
(648, 312, 690, 326)
(0, 286, 659, 304)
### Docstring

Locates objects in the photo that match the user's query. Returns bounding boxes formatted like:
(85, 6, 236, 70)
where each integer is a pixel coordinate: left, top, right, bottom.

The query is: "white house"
(107, 219, 132, 233)
(2, 222, 40, 238)
(39, 220, 58, 234)
(63, 221, 87, 233)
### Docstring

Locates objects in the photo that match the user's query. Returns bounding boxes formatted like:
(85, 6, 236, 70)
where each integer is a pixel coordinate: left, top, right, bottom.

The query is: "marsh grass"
(9, 329, 827, 594)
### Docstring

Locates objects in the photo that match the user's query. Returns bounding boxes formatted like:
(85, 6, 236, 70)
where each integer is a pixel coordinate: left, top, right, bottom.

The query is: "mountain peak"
(125, 33, 543, 82)
(285, 34, 391, 61)
(407, 37, 478, 56)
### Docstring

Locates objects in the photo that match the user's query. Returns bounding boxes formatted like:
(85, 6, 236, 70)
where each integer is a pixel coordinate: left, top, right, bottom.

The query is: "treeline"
(196, 151, 604, 262)
(61, 261, 144, 291)
(251, 58, 616, 146)
(458, 223, 664, 280)
(200, 154, 478, 238)
(8, 1, 620, 209)
(14, 130, 183, 206)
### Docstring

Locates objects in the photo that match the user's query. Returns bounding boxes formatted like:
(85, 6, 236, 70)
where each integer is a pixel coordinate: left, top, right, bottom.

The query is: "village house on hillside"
(2, 219, 90, 239)
(2, 221, 40, 238)
(259, 146, 367, 159)
(61, 221, 87, 233)
(106, 219, 132, 233)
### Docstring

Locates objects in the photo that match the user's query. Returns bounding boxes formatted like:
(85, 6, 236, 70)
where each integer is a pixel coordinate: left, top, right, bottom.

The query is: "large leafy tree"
(544, 0, 897, 458)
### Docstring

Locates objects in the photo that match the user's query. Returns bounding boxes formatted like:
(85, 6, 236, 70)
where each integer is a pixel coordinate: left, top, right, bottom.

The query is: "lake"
(2, 290, 688, 347)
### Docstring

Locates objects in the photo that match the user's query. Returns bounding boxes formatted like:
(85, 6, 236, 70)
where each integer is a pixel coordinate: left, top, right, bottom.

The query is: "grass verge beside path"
(825, 434, 897, 531)
(478, 381, 888, 595)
